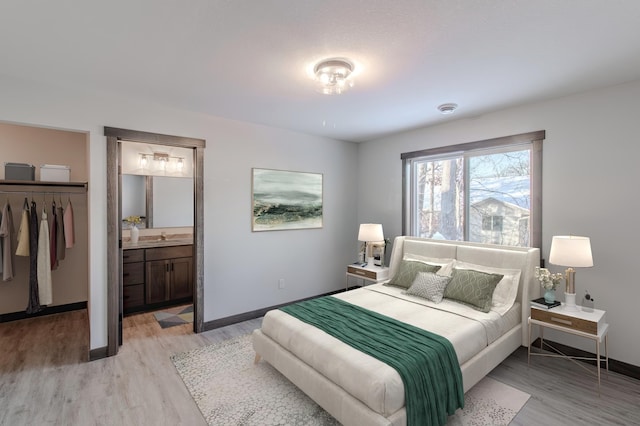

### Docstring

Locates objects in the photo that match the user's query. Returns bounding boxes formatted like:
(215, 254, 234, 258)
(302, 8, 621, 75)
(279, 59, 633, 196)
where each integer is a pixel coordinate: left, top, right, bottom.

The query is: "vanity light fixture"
(139, 152, 186, 173)
(153, 152, 170, 162)
(314, 58, 354, 95)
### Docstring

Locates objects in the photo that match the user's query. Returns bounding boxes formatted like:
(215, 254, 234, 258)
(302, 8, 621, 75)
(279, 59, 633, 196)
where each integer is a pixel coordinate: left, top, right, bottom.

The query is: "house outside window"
(401, 131, 544, 248)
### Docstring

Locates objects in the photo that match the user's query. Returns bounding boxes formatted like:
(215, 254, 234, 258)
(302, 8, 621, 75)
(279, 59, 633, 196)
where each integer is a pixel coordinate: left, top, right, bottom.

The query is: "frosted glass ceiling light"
(314, 59, 354, 95)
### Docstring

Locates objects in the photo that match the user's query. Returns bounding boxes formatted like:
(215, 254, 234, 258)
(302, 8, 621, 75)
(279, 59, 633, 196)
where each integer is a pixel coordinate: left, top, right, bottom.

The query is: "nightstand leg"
(605, 334, 609, 376)
(527, 320, 531, 366)
(596, 340, 601, 396)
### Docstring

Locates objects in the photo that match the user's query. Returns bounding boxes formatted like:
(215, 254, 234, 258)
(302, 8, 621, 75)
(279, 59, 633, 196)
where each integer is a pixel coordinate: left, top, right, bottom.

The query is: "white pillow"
(452, 260, 521, 316)
(406, 272, 451, 303)
(403, 253, 455, 277)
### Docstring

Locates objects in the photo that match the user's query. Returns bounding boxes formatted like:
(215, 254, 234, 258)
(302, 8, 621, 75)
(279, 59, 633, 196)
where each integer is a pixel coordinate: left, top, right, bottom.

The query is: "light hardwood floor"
(1, 309, 639, 425)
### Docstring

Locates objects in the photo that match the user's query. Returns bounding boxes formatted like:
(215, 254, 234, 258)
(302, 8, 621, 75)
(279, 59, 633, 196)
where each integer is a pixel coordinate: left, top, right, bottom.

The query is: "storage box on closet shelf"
(40, 164, 70, 182)
(4, 162, 36, 181)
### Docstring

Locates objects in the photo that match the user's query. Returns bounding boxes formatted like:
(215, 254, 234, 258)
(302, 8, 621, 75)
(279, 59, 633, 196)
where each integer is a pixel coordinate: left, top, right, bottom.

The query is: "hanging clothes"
(15, 198, 30, 257)
(37, 207, 52, 306)
(49, 201, 58, 270)
(56, 197, 65, 262)
(26, 200, 41, 314)
(64, 198, 75, 249)
(0, 201, 15, 281)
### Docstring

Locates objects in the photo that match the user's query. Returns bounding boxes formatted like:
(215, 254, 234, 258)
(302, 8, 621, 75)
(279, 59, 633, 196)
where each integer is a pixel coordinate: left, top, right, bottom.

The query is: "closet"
(0, 122, 89, 325)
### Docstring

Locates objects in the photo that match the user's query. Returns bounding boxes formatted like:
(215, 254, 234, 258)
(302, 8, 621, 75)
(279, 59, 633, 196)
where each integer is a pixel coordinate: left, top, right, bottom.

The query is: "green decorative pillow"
(443, 268, 504, 312)
(406, 272, 451, 303)
(387, 260, 441, 289)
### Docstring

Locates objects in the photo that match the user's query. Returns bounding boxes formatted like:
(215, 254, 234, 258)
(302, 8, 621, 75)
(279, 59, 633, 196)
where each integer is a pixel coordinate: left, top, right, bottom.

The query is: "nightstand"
(528, 304, 609, 394)
(346, 264, 389, 290)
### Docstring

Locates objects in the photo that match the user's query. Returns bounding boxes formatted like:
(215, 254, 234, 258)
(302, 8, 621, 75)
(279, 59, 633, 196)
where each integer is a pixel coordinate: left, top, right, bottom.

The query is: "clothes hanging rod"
(0, 180, 87, 187)
(0, 190, 84, 195)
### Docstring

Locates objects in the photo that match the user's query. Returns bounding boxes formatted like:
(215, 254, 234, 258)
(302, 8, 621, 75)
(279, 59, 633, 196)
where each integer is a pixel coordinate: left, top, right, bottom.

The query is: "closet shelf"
(0, 180, 88, 193)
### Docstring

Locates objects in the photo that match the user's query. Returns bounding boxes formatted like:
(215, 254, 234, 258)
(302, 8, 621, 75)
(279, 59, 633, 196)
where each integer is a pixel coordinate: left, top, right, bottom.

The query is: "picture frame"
(371, 242, 385, 266)
(251, 168, 323, 232)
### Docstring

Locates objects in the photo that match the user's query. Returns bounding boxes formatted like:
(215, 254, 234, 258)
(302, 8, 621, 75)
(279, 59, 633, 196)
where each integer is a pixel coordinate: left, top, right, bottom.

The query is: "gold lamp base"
(564, 268, 578, 310)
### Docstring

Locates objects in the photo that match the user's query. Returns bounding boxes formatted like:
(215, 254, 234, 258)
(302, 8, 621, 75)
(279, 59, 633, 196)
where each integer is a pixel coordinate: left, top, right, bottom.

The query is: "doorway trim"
(105, 127, 205, 356)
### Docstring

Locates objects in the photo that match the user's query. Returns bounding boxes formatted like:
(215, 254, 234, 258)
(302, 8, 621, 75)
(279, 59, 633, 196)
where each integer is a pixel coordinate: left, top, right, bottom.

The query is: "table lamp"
(549, 235, 593, 311)
(358, 224, 384, 266)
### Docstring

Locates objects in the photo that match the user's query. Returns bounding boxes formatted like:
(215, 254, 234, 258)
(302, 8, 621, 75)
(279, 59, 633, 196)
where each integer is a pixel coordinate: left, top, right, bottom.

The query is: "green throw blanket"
(280, 296, 464, 426)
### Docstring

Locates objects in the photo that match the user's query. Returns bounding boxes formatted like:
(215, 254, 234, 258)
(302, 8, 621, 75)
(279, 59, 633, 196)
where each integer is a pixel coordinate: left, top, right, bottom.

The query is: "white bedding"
(254, 237, 541, 426)
(350, 284, 522, 352)
(259, 284, 521, 417)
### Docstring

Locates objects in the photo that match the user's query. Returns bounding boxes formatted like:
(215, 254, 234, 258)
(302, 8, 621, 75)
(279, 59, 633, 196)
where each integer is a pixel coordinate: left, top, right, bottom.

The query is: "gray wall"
(2, 69, 638, 370)
(0, 74, 358, 350)
(357, 79, 640, 368)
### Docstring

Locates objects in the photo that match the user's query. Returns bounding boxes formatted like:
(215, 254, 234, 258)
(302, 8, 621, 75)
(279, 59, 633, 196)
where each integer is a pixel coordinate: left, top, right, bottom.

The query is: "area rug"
(153, 305, 193, 329)
(171, 334, 530, 425)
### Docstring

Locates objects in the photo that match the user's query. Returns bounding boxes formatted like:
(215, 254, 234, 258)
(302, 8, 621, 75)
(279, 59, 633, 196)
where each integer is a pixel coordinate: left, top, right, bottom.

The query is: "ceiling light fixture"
(314, 59, 354, 95)
(437, 103, 458, 114)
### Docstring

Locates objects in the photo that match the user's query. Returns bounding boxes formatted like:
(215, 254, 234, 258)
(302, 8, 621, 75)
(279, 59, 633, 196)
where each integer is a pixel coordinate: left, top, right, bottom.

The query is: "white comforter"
(259, 284, 520, 417)
(341, 284, 521, 355)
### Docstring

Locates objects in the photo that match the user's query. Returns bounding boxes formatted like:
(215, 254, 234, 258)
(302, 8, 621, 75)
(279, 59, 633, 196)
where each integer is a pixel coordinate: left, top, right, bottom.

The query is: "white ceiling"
(2, 1, 640, 142)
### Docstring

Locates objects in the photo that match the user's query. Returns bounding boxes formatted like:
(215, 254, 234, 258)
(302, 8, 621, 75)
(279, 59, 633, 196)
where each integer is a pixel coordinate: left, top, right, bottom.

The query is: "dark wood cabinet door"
(123, 284, 145, 312)
(170, 257, 193, 300)
(146, 259, 169, 304)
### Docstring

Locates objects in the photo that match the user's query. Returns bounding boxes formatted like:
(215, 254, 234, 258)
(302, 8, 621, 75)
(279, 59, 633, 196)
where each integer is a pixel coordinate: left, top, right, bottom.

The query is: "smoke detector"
(437, 103, 458, 114)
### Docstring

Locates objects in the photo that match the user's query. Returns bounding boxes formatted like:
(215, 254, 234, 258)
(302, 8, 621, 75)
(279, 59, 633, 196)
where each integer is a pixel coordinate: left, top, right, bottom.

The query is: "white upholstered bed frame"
(252, 237, 541, 426)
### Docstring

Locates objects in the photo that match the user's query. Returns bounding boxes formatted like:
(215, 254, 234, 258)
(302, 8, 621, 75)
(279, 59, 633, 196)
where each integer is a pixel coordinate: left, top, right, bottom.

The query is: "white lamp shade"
(549, 235, 593, 267)
(358, 223, 384, 242)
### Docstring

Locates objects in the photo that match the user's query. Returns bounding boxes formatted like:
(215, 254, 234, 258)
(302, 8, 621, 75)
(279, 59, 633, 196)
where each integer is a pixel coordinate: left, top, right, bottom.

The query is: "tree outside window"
(402, 131, 544, 248)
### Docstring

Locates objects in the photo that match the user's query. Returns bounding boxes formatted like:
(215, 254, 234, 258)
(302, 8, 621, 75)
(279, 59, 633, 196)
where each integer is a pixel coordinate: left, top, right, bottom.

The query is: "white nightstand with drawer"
(528, 304, 609, 394)
(346, 264, 389, 289)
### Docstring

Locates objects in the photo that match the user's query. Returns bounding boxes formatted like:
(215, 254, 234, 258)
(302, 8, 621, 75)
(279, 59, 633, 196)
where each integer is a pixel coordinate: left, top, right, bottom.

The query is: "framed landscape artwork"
(252, 168, 323, 231)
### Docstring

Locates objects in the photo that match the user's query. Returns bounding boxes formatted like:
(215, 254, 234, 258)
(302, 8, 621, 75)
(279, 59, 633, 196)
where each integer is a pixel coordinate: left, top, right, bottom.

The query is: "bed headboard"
(388, 237, 541, 347)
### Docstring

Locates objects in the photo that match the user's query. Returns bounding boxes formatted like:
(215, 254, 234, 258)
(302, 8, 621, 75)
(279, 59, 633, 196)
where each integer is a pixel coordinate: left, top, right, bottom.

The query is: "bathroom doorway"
(105, 127, 205, 356)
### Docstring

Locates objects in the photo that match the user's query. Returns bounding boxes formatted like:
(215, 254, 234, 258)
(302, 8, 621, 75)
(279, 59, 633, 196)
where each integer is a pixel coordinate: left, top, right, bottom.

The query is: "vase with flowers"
(124, 215, 142, 244)
(535, 266, 564, 303)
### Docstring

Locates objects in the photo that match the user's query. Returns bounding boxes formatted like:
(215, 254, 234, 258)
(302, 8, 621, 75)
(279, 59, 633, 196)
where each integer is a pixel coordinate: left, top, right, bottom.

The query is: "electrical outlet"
(278, 278, 285, 289)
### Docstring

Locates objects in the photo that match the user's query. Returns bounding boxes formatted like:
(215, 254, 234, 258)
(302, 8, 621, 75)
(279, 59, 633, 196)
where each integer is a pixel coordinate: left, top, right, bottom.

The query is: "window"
(482, 215, 503, 232)
(402, 131, 544, 248)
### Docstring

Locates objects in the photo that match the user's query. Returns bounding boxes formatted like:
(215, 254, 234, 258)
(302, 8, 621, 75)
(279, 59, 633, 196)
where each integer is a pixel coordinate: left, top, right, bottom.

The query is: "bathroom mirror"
(121, 174, 194, 228)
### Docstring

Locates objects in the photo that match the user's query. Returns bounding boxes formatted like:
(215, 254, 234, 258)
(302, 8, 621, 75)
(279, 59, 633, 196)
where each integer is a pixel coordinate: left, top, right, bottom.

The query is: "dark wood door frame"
(105, 127, 205, 357)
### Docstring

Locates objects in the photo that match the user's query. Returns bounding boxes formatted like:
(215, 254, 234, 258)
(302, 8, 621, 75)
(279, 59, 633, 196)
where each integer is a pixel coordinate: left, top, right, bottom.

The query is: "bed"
(252, 237, 540, 425)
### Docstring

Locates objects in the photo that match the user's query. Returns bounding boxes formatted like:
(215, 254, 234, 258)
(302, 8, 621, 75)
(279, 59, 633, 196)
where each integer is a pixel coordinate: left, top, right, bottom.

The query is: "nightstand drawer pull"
(354, 270, 366, 276)
(550, 317, 572, 326)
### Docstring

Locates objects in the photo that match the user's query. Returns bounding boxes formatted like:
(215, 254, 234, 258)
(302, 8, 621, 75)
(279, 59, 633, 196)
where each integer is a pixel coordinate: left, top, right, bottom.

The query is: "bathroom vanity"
(122, 240, 193, 315)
